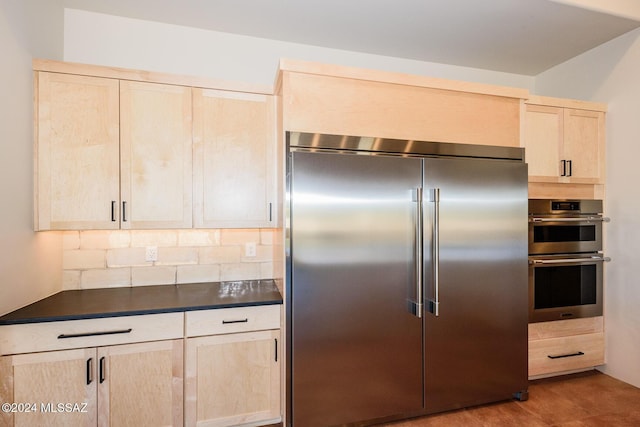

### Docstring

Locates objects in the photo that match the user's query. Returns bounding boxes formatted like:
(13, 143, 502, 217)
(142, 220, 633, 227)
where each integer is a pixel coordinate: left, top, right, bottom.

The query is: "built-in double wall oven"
(528, 199, 610, 323)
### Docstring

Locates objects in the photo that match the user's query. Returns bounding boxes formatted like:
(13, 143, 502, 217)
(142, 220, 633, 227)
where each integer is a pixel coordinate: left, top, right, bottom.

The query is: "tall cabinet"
(523, 95, 607, 378)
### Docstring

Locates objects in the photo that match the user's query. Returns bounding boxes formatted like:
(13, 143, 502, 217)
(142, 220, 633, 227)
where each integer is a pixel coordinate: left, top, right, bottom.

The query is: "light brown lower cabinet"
(528, 316, 604, 378)
(0, 306, 282, 427)
(185, 330, 281, 427)
(0, 340, 183, 427)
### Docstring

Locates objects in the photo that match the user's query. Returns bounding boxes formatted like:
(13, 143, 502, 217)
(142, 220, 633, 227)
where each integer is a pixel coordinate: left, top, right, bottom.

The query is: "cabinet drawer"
(529, 332, 604, 377)
(0, 313, 184, 355)
(529, 316, 603, 340)
(185, 305, 280, 337)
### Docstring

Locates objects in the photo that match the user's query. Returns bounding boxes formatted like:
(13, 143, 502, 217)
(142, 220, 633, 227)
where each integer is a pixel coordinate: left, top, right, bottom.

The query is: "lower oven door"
(529, 254, 608, 323)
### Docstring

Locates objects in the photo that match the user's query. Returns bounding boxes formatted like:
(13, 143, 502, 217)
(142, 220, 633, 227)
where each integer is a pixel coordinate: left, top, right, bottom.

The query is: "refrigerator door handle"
(427, 188, 440, 316)
(411, 187, 424, 318)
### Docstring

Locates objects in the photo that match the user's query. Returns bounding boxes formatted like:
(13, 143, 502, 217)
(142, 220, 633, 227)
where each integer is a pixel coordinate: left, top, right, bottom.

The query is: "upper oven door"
(528, 216, 603, 254)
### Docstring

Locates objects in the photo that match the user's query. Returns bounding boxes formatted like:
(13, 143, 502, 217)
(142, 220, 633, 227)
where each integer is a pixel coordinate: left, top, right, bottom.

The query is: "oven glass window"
(533, 225, 596, 243)
(534, 264, 597, 309)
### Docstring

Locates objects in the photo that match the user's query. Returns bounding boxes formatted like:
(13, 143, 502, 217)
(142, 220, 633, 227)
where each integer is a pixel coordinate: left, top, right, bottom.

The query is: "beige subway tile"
(109, 231, 131, 248)
(178, 229, 220, 247)
(79, 230, 130, 249)
(62, 270, 81, 290)
(107, 247, 147, 267)
(79, 231, 110, 249)
(157, 247, 198, 266)
(62, 231, 80, 250)
(220, 229, 260, 245)
(260, 229, 275, 245)
(272, 258, 285, 280)
(80, 268, 131, 289)
(199, 246, 242, 264)
(177, 265, 221, 284)
(130, 230, 178, 247)
(260, 262, 274, 279)
(63, 249, 106, 270)
(132, 266, 176, 286)
(220, 263, 261, 281)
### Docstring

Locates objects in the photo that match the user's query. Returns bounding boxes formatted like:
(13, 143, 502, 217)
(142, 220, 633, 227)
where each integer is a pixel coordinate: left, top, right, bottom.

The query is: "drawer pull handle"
(222, 319, 249, 324)
(58, 328, 133, 339)
(548, 351, 585, 360)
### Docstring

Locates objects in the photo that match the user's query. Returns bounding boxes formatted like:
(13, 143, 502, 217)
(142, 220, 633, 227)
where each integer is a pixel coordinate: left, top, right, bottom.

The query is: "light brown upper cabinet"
(120, 81, 193, 229)
(278, 60, 528, 148)
(35, 72, 120, 230)
(193, 89, 276, 228)
(35, 72, 193, 230)
(523, 99, 605, 184)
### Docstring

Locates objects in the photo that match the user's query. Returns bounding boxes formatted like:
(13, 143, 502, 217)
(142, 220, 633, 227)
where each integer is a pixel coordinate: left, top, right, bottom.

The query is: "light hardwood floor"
(384, 371, 640, 426)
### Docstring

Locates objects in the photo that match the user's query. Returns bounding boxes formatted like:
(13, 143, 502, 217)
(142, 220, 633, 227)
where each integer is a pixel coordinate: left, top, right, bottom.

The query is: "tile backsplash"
(62, 229, 276, 290)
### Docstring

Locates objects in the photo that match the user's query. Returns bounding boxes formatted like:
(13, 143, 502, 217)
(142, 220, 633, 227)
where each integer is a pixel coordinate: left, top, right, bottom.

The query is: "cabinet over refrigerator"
(286, 132, 529, 426)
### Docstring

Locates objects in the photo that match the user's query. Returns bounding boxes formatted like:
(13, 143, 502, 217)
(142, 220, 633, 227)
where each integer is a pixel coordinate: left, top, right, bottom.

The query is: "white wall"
(0, 0, 65, 316)
(536, 27, 640, 388)
(63, 9, 535, 91)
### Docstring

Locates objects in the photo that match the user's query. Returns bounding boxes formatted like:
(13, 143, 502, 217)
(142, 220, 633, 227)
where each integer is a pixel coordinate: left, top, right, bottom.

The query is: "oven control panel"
(529, 199, 602, 215)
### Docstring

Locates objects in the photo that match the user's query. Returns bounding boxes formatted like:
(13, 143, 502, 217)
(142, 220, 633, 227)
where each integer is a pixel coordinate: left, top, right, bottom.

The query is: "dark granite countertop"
(0, 279, 282, 325)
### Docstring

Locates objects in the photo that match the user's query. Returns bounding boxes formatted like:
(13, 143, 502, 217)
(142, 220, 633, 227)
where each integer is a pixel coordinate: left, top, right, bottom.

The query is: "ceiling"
(62, 0, 640, 75)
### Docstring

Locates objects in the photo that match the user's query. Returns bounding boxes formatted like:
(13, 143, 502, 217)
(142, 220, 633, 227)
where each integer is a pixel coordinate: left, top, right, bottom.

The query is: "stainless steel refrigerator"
(286, 132, 529, 427)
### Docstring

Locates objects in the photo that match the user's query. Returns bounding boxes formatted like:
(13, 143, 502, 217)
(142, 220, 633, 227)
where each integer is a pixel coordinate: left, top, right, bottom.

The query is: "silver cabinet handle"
(428, 188, 440, 317)
(530, 217, 609, 223)
(412, 187, 424, 318)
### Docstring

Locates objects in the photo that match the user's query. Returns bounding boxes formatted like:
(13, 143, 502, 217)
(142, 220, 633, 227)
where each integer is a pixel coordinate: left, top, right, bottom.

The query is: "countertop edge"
(0, 299, 283, 326)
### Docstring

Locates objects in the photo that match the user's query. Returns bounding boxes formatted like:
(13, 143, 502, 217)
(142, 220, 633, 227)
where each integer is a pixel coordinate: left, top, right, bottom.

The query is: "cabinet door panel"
(193, 89, 275, 228)
(120, 81, 192, 229)
(3, 348, 97, 427)
(185, 330, 280, 426)
(563, 109, 605, 183)
(98, 340, 183, 427)
(523, 104, 563, 182)
(36, 72, 120, 230)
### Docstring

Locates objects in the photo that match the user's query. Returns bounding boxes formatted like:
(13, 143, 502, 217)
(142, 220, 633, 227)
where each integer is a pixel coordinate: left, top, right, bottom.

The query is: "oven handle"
(530, 256, 611, 265)
(529, 217, 610, 223)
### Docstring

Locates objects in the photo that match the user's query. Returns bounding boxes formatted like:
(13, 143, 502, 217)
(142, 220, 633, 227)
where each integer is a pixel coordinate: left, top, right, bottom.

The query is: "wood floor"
(384, 370, 640, 426)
